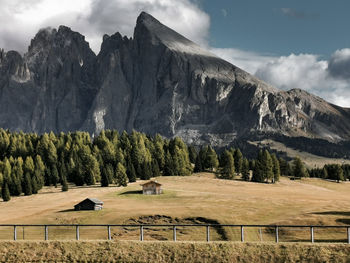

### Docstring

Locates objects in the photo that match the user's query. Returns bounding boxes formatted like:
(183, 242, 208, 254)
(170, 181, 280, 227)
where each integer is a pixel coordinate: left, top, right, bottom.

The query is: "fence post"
(206, 225, 210, 242)
(310, 227, 314, 243)
(45, 225, 48, 241)
(275, 226, 279, 243)
(76, 225, 80, 240)
(173, 226, 176, 242)
(14, 226, 17, 241)
(108, 226, 111, 240)
(140, 226, 144, 241)
(241, 226, 244, 242)
(347, 227, 350, 244)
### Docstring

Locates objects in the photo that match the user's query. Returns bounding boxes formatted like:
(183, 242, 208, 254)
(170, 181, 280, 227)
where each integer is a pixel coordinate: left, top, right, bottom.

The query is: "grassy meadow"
(0, 173, 349, 243)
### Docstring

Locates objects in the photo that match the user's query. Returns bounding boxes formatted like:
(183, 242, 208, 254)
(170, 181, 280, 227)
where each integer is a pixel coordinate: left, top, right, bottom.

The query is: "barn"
(74, 198, 103, 211)
(141, 181, 162, 195)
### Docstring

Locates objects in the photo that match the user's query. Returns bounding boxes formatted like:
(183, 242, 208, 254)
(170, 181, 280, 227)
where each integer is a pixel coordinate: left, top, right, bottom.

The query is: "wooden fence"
(0, 224, 349, 243)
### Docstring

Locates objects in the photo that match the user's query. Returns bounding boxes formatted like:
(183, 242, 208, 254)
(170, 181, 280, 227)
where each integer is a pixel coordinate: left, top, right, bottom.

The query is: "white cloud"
(328, 48, 350, 79)
(211, 48, 350, 107)
(210, 47, 275, 74)
(0, 0, 209, 54)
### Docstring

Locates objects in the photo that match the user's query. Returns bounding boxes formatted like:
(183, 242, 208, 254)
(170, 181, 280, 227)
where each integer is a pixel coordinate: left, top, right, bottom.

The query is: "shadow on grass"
(57, 209, 76, 213)
(336, 218, 350, 224)
(119, 190, 143, 195)
(312, 211, 350, 216)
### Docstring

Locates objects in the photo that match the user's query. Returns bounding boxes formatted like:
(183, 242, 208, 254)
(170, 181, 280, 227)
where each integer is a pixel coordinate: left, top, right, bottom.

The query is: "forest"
(0, 129, 348, 201)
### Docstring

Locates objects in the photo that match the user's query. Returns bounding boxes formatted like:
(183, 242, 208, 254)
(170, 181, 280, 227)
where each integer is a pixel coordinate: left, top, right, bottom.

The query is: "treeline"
(0, 129, 191, 201)
(1, 129, 346, 202)
(309, 164, 350, 182)
(193, 146, 292, 183)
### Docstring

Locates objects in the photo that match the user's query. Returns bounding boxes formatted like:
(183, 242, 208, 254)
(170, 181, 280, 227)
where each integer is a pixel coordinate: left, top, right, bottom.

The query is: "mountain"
(0, 12, 350, 148)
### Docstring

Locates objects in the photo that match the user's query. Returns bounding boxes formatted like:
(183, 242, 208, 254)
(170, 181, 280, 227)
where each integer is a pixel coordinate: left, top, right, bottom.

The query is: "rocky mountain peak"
(134, 12, 215, 57)
(0, 12, 349, 149)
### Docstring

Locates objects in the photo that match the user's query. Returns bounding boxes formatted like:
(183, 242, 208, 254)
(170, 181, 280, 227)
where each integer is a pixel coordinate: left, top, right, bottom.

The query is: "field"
(0, 174, 349, 243)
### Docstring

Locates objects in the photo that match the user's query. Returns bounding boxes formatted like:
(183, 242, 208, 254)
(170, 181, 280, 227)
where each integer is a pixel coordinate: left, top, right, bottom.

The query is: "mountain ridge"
(0, 12, 349, 148)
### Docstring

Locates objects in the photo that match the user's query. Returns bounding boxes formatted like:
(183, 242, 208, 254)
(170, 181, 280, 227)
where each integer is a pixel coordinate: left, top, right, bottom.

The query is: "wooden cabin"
(74, 198, 103, 211)
(141, 181, 162, 195)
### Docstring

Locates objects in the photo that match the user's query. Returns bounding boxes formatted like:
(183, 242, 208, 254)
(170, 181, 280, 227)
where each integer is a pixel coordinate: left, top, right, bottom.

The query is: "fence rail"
(0, 224, 349, 243)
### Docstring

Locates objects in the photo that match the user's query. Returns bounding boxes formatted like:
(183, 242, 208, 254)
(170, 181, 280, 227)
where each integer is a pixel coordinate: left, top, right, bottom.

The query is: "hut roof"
(76, 198, 103, 205)
(140, 180, 162, 186)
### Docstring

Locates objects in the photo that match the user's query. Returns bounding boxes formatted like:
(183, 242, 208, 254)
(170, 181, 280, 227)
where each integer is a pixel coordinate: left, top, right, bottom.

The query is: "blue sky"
(200, 0, 350, 57)
(0, 0, 349, 106)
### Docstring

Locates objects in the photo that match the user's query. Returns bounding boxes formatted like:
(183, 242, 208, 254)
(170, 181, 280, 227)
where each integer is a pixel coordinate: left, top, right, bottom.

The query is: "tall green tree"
(271, 154, 280, 183)
(188, 145, 198, 164)
(115, 163, 128, 187)
(23, 172, 32, 196)
(126, 159, 137, 183)
(204, 146, 219, 171)
(233, 149, 243, 174)
(61, 174, 68, 191)
(1, 182, 11, 201)
(242, 158, 250, 181)
(219, 150, 235, 179)
(293, 157, 308, 178)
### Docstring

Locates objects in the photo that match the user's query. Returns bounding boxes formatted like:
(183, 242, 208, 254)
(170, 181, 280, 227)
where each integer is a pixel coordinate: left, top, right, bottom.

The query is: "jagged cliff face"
(0, 12, 350, 145)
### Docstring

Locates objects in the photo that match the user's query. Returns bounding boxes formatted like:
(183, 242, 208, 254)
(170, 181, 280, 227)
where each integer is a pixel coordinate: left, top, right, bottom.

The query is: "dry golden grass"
(0, 241, 349, 263)
(0, 174, 349, 242)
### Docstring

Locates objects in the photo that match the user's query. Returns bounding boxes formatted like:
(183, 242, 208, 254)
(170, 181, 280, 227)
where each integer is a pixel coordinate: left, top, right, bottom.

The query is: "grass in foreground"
(0, 241, 349, 263)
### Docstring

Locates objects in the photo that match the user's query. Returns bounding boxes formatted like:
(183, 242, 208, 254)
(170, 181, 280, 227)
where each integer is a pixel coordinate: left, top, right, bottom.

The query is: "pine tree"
(219, 150, 235, 179)
(233, 149, 243, 174)
(12, 158, 23, 196)
(188, 145, 198, 164)
(126, 159, 137, 183)
(322, 167, 328, 179)
(271, 154, 280, 183)
(23, 172, 32, 196)
(252, 151, 264, 183)
(242, 158, 250, 181)
(163, 151, 175, 176)
(152, 159, 161, 178)
(24, 156, 35, 177)
(335, 165, 344, 183)
(51, 165, 60, 187)
(204, 146, 219, 171)
(31, 176, 39, 194)
(115, 163, 128, 187)
(293, 157, 307, 178)
(1, 182, 11, 201)
(61, 174, 68, 191)
(34, 155, 45, 188)
(194, 155, 203, 172)
(141, 161, 152, 180)
(101, 164, 114, 187)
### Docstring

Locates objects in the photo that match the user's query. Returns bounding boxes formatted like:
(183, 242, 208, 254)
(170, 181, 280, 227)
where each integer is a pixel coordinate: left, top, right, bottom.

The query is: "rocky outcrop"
(0, 12, 349, 146)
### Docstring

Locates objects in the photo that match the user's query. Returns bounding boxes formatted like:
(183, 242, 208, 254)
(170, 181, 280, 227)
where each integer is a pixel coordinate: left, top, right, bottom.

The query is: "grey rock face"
(0, 12, 350, 146)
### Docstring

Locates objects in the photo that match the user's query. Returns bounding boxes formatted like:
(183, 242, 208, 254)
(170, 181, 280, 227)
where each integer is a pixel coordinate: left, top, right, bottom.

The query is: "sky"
(0, 0, 349, 107)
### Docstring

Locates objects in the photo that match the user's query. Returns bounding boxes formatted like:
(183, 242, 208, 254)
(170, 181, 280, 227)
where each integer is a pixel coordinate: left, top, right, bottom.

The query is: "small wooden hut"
(74, 198, 103, 211)
(141, 181, 162, 195)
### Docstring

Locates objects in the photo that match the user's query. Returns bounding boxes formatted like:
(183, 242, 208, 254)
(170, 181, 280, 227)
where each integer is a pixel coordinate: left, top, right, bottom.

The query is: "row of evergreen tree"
(309, 163, 350, 182)
(0, 129, 345, 202)
(0, 129, 192, 201)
